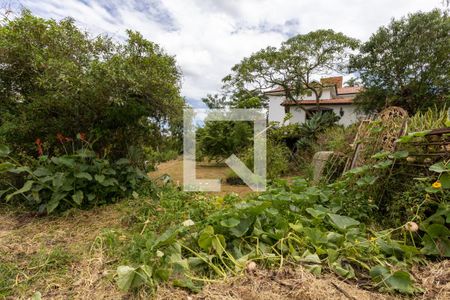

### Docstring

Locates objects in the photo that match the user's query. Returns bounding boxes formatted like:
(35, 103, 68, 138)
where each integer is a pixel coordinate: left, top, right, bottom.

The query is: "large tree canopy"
(0, 11, 184, 158)
(350, 9, 450, 114)
(222, 30, 359, 109)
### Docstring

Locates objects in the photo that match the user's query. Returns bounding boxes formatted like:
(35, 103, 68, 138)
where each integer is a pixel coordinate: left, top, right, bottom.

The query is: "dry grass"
(157, 267, 399, 300)
(0, 204, 127, 299)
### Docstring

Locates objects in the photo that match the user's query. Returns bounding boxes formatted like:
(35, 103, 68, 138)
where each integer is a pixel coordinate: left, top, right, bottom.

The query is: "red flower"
(56, 133, 65, 143)
(78, 132, 86, 141)
(35, 138, 43, 156)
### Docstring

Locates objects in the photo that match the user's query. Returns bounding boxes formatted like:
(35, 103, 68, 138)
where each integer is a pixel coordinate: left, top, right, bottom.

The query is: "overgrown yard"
(1, 199, 449, 299)
(149, 158, 254, 196)
(1, 6, 449, 300)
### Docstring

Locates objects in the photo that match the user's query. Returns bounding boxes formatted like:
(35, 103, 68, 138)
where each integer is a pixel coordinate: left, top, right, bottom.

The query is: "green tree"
(196, 120, 253, 162)
(222, 30, 359, 111)
(0, 11, 183, 158)
(350, 9, 450, 114)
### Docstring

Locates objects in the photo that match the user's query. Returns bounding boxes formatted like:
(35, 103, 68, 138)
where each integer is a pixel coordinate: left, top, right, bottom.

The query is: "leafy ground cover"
(0, 175, 448, 299)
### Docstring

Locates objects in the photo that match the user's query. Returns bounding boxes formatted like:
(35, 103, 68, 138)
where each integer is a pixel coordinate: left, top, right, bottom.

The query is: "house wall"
(268, 95, 285, 123)
(290, 104, 362, 126)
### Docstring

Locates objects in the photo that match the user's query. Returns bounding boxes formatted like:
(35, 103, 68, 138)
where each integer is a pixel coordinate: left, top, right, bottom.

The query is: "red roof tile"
(282, 98, 354, 106)
(337, 86, 362, 94)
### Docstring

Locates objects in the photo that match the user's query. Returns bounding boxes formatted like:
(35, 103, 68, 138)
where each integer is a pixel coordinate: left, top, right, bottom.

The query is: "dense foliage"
(222, 30, 359, 109)
(196, 121, 253, 162)
(0, 11, 183, 159)
(0, 141, 147, 213)
(108, 155, 448, 295)
(350, 9, 450, 114)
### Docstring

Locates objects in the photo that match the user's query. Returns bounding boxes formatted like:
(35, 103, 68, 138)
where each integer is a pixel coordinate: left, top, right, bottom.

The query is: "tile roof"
(282, 98, 354, 106)
(337, 86, 362, 94)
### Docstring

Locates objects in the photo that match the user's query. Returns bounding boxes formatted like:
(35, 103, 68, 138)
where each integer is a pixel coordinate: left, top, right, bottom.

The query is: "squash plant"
(0, 145, 147, 213)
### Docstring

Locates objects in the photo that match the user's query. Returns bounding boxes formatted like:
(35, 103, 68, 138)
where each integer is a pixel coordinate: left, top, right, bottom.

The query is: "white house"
(266, 76, 365, 126)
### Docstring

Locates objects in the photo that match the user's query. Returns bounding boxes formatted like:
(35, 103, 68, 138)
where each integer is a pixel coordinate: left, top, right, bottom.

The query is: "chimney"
(320, 76, 343, 88)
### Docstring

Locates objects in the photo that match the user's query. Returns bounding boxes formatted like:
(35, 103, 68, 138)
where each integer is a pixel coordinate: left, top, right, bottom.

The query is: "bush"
(0, 11, 183, 159)
(144, 147, 179, 171)
(0, 143, 147, 213)
(313, 125, 357, 154)
(196, 121, 253, 162)
(241, 139, 290, 180)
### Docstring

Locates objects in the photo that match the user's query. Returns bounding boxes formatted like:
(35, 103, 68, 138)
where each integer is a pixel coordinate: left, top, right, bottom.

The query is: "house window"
(305, 107, 333, 120)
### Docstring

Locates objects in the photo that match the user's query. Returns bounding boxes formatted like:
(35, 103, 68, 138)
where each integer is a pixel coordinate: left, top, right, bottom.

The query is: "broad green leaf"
(440, 173, 450, 189)
(212, 235, 226, 256)
(289, 223, 303, 233)
(374, 160, 393, 169)
(172, 278, 202, 293)
(33, 167, 52, 177)
(116, 158, 130, 165)
(332, 261, 355, 279)
(425, 223, 450, 238)
(327, 213, 360, 230)
(72, 190, 84, 205)
(8, 166, 31, 174)
(301, 250, 321, 264)
(390, 151, 409, 159)
(370, 265, 389, 283)
(74, 172, 93, 181)
(198, 225, 214, 251)
(47, 192, 68, 213)
(154, 268, 171, 281)
(429, 162, 448, 173)
(116, 266, 137, 291)
(51, 157, 75, 167)
(52, 172, 65, 188)
(116, 265, 151, 292)
(100, 177, 119, 187)
(306, 208, 326, 219)
(152, 227, 181, 249)
(220, 218, 240, 228)
(95, 174, 105, 183)
(0, 145, 11, 157)
(229, 218, 253, 237)
(0, 162, 15, 172)
(6, 180, 34, 201)
(385, 271, 415, 294)
(304, 264, 322, 276)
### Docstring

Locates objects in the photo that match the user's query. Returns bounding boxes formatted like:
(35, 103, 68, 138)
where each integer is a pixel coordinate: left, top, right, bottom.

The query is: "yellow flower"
(432, 181, 442, 189)
(370, 237, 377, 242)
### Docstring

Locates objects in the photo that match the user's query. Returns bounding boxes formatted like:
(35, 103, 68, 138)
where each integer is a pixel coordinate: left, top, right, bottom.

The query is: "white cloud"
(16, 0, 445, 106)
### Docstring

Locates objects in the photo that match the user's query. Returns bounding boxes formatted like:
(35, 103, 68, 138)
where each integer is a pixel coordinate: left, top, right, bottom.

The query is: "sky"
(8, 0, 446, 108)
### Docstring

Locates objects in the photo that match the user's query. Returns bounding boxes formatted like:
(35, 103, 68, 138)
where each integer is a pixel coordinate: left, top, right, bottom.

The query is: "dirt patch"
(157, 263, 450, 300)
(149, 158, 255, 196)
(414, 260, 450, 300)
(157, 267, 399, 300)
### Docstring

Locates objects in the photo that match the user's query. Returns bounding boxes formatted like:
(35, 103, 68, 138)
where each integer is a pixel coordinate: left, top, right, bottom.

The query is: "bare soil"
(149, 158, 255, 196)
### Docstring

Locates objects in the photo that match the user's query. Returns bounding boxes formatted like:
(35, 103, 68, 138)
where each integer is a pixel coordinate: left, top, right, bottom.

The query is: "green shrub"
(0, 11, 183, 159)
(296, 111, 341, 149)
(144, 147, 179, 171)
(0, 144, 147, 213)
(196, 120, 253, 162)
(314, 125, 357, 154)
(240, 139, 290, 180)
